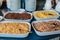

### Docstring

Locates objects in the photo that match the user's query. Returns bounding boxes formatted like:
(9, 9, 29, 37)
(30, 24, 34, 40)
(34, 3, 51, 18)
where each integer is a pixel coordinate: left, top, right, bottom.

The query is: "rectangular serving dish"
(33, 10, 59, 21)
(32, 19, 60, 36)
(3, 11, 33, 22)
(0, 21, 31, 38)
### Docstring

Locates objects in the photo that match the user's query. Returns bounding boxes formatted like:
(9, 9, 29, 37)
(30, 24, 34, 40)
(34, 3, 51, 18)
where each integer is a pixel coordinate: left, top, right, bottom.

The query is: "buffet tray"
(3, 11, 33, 22)
(32, 19, 60, 36)
(33, 10, 59, 21)
(0, 21, 31, 38)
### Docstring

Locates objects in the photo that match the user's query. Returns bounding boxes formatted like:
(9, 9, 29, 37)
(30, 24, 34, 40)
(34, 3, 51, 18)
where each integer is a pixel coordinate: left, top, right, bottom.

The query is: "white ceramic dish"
(3, 11, 33, 22)
(0, 16, 4, 21)
(33, 10, 59, 21)
(17, 9, 25, 12)
(32, 19, 60, 36)
(0, 21, 31, 38)
(55, 2, 60, 13)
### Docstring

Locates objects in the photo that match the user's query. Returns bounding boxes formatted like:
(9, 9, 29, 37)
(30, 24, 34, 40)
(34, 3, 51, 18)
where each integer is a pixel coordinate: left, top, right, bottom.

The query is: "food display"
(5, 12, 31, 20)
(0, 22, 30, 34)
(0, 9, 60, 37)
(33, 10, 58, 18)
(1, 0, 60, 38)
(33, 21, 60, 32)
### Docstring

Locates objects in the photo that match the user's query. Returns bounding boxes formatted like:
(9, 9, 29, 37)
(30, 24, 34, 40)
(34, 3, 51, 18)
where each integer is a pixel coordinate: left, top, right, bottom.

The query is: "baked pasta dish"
(33, 21, 60, 32)
(0, 22, 30, 34)
(34, 11, 58, 18)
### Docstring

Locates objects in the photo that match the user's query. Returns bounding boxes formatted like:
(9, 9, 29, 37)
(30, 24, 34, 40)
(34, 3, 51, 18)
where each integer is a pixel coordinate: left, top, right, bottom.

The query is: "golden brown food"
(0, 22, 29, 34)
(33, 21, 60, 32)
(34, 11, 58, 18)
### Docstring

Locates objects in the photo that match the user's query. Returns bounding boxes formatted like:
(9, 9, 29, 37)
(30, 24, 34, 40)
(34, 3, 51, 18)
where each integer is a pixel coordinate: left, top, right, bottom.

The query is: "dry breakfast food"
(5, 12, 31, 20)
(33, 21, 60, 32)
(0, 22, 30, 34)
(33, 11, 58, 18)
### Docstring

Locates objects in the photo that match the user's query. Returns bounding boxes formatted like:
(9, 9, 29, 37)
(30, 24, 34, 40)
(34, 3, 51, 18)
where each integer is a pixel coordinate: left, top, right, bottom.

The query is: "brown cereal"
(5, 12, 31, 20)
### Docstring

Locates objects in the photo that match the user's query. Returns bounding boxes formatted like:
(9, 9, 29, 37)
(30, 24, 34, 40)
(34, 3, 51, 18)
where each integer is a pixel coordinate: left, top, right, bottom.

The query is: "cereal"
(0, 22, 29, 34)
(34, 11, 57, 18)
(5, 12, 31, 20)
(33, 21, 60, 32)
